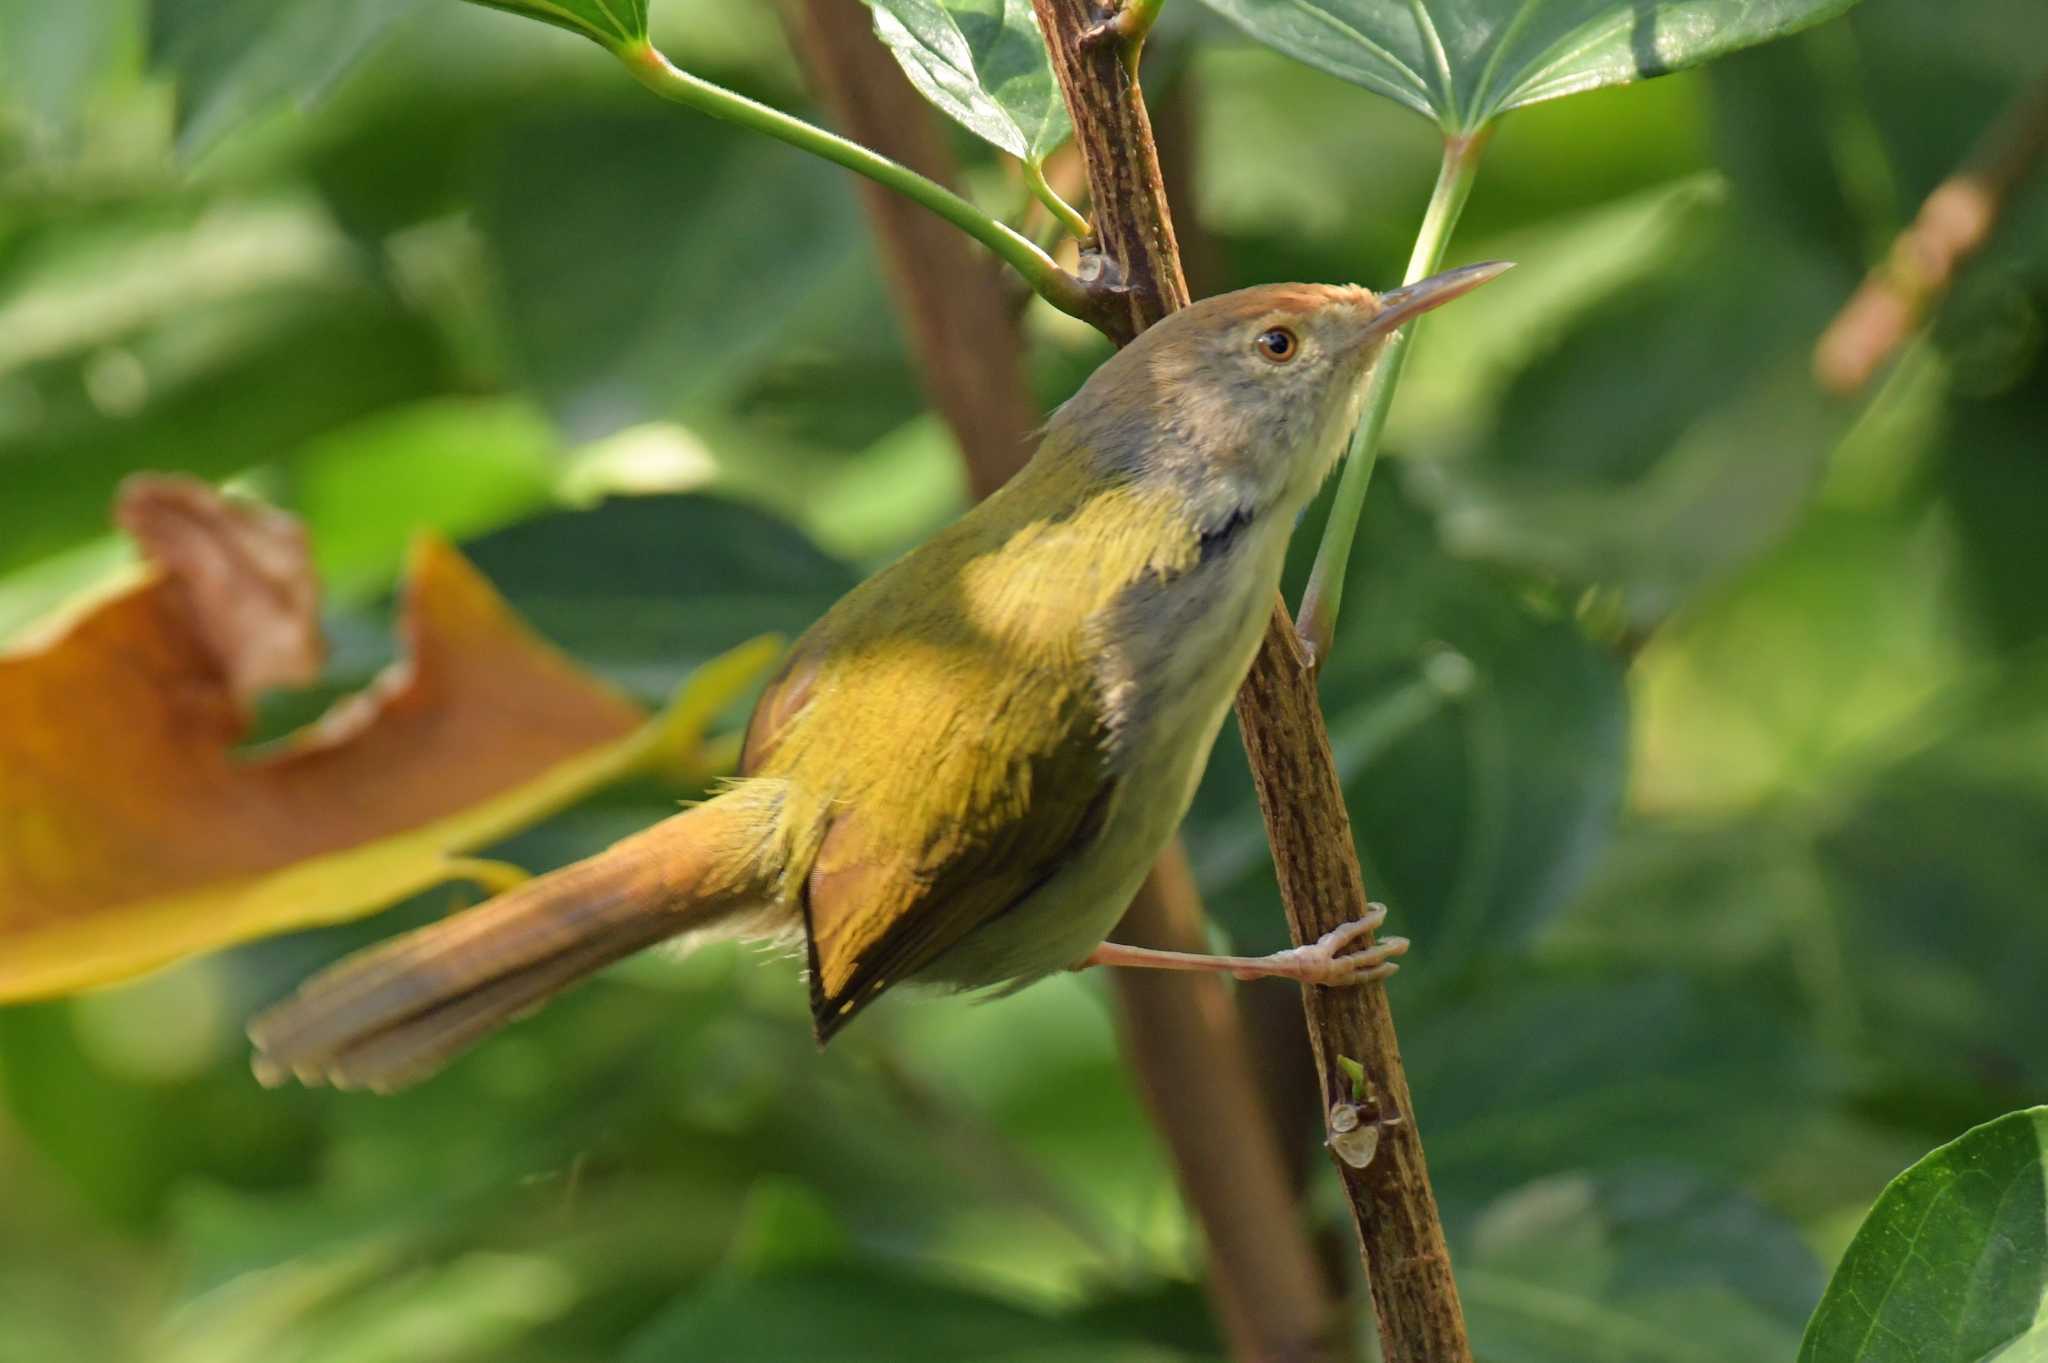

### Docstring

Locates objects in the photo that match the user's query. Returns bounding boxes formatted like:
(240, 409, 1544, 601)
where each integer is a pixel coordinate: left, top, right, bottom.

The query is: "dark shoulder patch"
(1197, 506, 1254, 564)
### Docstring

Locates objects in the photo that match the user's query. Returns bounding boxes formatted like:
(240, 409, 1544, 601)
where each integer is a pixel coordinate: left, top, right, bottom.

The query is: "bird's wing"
(740, 466, 1194, 1041)
(739, 570, 1124, 1041)
(799, 686, 1117, 1041)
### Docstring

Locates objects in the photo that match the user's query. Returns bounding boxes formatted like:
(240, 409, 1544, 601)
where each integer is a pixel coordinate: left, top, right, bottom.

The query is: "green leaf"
(624, 1264, 1201, 1362)
(860, 0, 1071, 163)
(474, 109, 871, 436)
(1466, 1168, 1823, 1363)
(1192, 0, 1863, 132)
(289, 397, 562, 600)
(149, 0, 423, 152)
(463, 0, 649, 51)
(1800, 1108, 2048, 1363)
(1815, 661, 2048, 1097)
(1403, 970, 1828, 1209)
(0, 0, 133, 141)
(1404, 191, 1854, 629)
(1188, 479, 1628, 966)
(464, 493, 856, 702)
(0, 253, 448, 576)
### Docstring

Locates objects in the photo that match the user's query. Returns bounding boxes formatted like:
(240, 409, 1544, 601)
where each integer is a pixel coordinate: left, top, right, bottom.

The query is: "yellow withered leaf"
(0, 476, 779, 1001)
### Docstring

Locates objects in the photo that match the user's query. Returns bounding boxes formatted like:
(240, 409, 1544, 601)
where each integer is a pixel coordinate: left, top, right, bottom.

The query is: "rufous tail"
(249, 799, 773, 1093)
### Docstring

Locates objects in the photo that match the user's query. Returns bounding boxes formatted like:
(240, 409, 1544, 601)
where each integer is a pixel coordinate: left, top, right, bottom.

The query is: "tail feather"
(250, 799, 773, 1092)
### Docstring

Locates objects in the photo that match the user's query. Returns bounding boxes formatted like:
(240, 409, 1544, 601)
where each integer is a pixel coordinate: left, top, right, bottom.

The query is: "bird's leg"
(1078, 904, 1408, 987)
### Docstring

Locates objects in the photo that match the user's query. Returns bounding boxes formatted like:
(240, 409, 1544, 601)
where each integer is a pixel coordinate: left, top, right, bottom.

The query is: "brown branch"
(787, 6, 1339, 1359)
(1108, 845, 1342, 1363)
(783, 0, 1038, 499)
(1815, 72, 2048, 397)
(1032, 0, 1187, 342)
(1030, 1, 1472, 1359)
(1234, 618, 1468, 1360)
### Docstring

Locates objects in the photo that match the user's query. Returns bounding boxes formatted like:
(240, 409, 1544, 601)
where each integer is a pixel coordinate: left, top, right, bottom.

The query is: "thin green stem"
(1026, 157, 1093, 240)
(1297, 128, 1489, 664)
(1118, 0, 1167, 51)
(619, 41, 1094, 324)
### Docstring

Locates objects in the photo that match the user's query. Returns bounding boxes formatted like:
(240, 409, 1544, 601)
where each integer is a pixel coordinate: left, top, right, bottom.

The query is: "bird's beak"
(1362, 260, 1514, 341)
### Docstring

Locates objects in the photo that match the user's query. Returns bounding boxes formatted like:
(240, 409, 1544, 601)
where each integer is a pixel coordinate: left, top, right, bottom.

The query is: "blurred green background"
(1, 0, 2043, 1359)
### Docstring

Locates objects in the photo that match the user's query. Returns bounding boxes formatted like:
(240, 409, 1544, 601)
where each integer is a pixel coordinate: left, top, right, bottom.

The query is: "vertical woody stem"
(1029, 1, 1474, 1359)
(1030, 0, 1188, 341)
(788, 5, 1339, 1358)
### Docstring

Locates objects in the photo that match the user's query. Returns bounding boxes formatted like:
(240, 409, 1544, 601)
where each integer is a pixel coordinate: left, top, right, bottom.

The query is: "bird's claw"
(1232, 903, 1409, 987)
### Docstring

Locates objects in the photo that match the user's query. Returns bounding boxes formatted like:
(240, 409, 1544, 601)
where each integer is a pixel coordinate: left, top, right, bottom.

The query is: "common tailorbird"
(251, 263, 1510, 1092)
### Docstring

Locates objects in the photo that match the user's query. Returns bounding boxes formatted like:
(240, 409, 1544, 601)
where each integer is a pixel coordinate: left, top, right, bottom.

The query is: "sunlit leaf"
(1800, 1108, 2048, 1363)
(0, 477, 777, 1001)
(0, 198, 446, 577)
(1404, 194, 1855, 631)
(1194, 0, 1863, 132)
(0, 0, 130, 139)
(149, 0, 424, 152)
(860, 0, 1071, 163)
(464, 0, 650, 51)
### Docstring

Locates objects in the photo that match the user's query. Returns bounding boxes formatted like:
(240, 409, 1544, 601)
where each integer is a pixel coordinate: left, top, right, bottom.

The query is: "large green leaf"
(1465, 1168, 1823, 1362)
(860, 0, 1071, 164)
(624, 1264, 1203, 1362)
(464, 493, 855, 700)
(1815, 662, 2048, 1098)
(1193, 0, 1862, 132)
(149, 0, 422, 151)
(474, 109, 873, 439)
(1187, 478, 1628, 967)
(1404, 190, 1854, 630)
(1402, 970, 1827, 1209)
(1800, 1108, 2048, 1363)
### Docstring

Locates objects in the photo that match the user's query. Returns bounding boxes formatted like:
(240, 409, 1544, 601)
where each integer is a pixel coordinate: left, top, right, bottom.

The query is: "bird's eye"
(1254, 327, 1298, 363)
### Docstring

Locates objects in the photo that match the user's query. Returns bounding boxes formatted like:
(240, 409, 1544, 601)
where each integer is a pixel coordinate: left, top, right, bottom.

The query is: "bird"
(250, 264, 1510, 1093)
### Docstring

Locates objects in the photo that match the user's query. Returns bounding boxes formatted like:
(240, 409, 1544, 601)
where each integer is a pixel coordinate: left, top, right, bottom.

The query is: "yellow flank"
(743, 445, 1200, 1006)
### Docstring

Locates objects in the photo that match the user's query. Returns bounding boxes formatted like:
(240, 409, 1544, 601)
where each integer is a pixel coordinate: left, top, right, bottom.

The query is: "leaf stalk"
(1026, 156, 1095, 239)
(617, 41, 1096, 324)
(1297, 126, 1491, 663)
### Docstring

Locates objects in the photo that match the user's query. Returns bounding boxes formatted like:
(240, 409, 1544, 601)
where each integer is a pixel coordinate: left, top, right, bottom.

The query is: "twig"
(616, 40, 1097, 326)
(1030, 1, 1473, 1358)
(787, 6, 1339, 1358)
(1029, 0, 1187, 344)
(1814, 72, 2048, 396)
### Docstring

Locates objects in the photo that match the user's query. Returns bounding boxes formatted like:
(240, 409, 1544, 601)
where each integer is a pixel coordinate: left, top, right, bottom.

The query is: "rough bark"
(1029, 1, 1473, 1358)
(1029, 0, 1187, 341)
(1235, 614, 1469, 1361)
